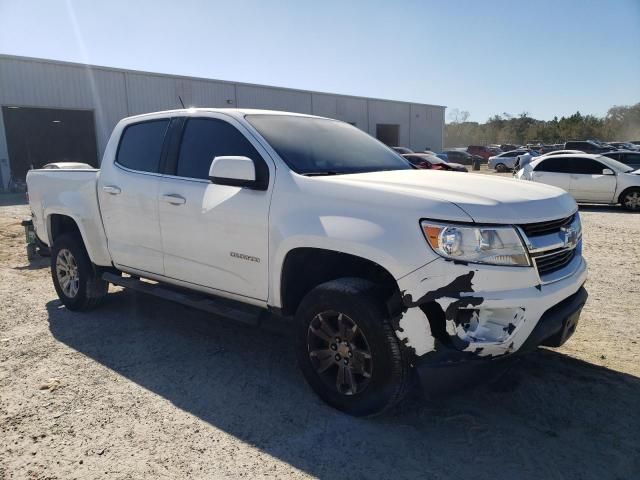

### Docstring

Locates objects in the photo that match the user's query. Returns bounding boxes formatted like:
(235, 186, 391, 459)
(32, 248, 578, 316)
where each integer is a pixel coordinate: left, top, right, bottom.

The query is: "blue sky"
(0, 0, 638, 122)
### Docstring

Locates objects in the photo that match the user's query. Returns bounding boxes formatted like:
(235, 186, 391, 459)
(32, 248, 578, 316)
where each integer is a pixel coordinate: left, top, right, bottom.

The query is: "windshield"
(598, 155, 634, 173)
(246, 115, 412, 175)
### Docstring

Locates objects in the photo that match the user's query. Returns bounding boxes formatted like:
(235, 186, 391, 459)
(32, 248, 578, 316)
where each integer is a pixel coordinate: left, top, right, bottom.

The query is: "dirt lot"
(1, 189, 639, 479)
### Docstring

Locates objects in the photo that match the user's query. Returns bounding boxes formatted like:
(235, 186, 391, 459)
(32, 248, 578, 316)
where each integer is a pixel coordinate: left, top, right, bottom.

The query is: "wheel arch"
(46, 211, 112, 266)
(618, 186, 640, 205)
(278, 247, 401, 317)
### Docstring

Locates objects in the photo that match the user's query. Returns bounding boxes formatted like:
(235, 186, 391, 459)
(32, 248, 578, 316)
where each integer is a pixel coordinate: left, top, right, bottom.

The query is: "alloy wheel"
(624, 191, 640, 210)
(56, 248, 80, 298)
(307, 311, 373, 395)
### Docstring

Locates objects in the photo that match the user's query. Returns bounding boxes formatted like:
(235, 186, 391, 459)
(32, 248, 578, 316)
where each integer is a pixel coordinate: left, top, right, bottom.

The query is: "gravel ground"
(1, 191, 639, 479)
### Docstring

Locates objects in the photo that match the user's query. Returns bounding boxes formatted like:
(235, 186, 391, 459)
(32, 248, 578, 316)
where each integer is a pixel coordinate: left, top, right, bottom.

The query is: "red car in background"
(402, 153, 468, 172)
(467, 145, 499, 160)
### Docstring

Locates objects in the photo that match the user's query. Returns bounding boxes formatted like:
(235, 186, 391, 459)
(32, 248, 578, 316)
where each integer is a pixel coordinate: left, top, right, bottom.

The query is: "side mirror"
(209, 156, 256, 188)
(602, 168, 614, 175)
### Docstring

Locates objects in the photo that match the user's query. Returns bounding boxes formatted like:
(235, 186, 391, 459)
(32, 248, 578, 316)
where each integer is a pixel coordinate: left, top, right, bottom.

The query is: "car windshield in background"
(245, 115, 412, 175)
(598, 155, 634, 173)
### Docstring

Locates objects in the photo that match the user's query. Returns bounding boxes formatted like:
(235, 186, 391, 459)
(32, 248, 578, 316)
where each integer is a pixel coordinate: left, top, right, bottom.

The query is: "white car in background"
(535, 149, 584, 158)
(516, 154, 640, 210)
(488, 149, 528, 171)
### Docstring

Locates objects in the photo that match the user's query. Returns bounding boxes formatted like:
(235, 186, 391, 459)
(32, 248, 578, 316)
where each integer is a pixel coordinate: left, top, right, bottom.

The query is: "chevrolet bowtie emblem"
(561, 225, 578, 248)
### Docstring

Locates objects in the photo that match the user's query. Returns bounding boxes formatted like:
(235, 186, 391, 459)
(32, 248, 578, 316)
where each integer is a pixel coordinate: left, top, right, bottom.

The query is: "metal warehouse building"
(0, 54, 445, 190)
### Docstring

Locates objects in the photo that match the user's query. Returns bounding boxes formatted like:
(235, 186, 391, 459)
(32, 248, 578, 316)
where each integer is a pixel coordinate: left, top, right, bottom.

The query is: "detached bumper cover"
(413, 286, 587, 391)
(394, 255, 588, 361)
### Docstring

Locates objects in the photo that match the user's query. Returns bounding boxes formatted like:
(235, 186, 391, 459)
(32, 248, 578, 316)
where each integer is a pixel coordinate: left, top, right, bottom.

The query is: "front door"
(569, 158, 617, 203)
(157, 114, 273, 301)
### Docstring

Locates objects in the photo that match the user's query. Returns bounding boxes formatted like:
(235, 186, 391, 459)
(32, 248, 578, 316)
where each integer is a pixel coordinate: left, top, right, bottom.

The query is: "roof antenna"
(178, 95, 185, 108)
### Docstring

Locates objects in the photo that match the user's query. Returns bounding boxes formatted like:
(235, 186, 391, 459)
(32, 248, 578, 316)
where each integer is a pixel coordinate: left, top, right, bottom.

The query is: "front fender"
(268, 206, 431, 309)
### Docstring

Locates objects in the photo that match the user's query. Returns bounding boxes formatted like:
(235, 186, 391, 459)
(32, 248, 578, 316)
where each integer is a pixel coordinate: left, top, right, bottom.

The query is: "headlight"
(421, 221, 530, 266)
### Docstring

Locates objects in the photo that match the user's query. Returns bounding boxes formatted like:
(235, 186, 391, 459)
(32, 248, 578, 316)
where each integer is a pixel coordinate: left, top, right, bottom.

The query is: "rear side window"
(116, 120, 170, 173)
(534, 157, 573, 173)
(176, 118, 264, 180)
(573, 158, 606, 174)
(624, 153, 640, 164)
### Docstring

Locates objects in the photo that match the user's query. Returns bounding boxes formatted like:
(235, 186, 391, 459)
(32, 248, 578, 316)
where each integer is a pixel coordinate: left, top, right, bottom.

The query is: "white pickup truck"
(27, 109, 588, 416)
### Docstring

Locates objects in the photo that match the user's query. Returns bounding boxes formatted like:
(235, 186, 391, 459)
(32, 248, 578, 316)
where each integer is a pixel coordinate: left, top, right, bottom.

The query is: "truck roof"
(122, 108, 327, 123)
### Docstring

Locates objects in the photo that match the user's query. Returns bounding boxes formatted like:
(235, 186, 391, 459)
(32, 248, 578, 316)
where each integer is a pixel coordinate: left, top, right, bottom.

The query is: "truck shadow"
(46, 290, 639, 480)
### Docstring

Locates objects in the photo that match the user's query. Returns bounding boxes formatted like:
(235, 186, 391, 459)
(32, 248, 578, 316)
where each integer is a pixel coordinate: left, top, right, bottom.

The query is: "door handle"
(161, 194, 186, 205)
(102, 185, 121, 195)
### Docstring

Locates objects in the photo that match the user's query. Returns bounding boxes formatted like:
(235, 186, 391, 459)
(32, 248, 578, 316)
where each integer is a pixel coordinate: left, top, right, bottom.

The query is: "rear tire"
(620, 188, 640, 211)
(295, 278, 411, 416)
(51, 234, 108, 311)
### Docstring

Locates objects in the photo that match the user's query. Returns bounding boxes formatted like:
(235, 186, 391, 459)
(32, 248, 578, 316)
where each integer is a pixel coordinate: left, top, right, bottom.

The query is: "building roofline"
(0, 53, 447, 110)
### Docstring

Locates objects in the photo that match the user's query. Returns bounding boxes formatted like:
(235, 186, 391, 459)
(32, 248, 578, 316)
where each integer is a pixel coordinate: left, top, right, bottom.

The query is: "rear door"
(97, 118, 170, 274)
(531, 157, 572, 192)
(157, 114, 274, 301)
(569, 157, 617, 202)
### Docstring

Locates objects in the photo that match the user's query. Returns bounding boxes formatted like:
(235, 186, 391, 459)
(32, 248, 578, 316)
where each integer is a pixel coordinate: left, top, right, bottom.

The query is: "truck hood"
(319, 170, 577, 223)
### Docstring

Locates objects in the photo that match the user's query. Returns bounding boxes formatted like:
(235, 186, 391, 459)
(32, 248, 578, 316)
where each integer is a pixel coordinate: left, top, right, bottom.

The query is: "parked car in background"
(602, 150, 640, 170)
(26, 108, 589, 415)
(539, 145, 559, 154)
(516, 154, 640, 210)
(442, 149, 479, 165)
(467, 145, 494, 160)
(488, 149, 529, 171)
(500, 144, 518, 152)
(609, 142, 639, 151)
(435, 153, 448, 161)
(564, 140, 613, 154)
(42, 162, 95, 170)
(402, 153, 468, 172)
(392, 146, 414, 155)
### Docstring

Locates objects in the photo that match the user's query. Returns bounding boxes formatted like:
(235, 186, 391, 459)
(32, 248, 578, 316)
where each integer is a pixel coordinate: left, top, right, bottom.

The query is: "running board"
(102, 272, 264, 327)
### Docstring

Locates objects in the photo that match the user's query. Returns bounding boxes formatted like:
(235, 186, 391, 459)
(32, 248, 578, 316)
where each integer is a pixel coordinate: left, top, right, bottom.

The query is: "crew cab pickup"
(27, 109, 588, 416)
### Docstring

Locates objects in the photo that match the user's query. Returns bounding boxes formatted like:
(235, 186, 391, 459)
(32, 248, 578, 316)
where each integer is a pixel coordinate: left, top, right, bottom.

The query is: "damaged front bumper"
(393, 254, 588, 388)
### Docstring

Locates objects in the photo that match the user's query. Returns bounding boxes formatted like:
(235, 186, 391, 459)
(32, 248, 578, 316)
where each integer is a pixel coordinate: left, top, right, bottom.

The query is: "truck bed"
(26, 168, 112, 266)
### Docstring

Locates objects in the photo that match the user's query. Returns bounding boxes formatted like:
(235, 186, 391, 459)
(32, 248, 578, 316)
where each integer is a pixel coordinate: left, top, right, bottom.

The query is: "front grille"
(519, 214, 575, 237)
(533, 248, 576, 275)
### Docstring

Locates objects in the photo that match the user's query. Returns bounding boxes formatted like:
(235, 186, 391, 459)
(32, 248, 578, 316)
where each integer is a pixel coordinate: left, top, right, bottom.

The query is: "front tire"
(51, 234, 108, 311)
(620, 188, 640, 211)
(295, 278, 411, 416)
(495, 163, 507, 172)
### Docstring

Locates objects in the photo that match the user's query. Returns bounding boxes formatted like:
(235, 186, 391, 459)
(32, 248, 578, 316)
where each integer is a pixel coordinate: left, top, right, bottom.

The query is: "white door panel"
(532, 171, 571, 192)
(157, 113, 273, 301)
(98, 167, 164, 273)
(158, 177, 270, 300)
(569, 174, 616, 202)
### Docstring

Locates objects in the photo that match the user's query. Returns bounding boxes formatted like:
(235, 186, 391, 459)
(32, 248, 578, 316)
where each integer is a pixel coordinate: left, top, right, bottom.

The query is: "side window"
(625, 153, 640, 164)
(573, 158, 606, 174)
(116, 120, 170, 173)
(176, 118, 264, 181)
(534, 157, 572, 173)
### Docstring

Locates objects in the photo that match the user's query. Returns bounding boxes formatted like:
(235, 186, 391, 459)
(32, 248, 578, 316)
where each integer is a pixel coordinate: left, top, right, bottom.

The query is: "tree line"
(445, 103, 640, 148)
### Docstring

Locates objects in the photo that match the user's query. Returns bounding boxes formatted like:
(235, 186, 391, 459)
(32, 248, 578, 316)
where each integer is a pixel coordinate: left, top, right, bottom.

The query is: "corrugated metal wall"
(0, 55, 445, 188)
